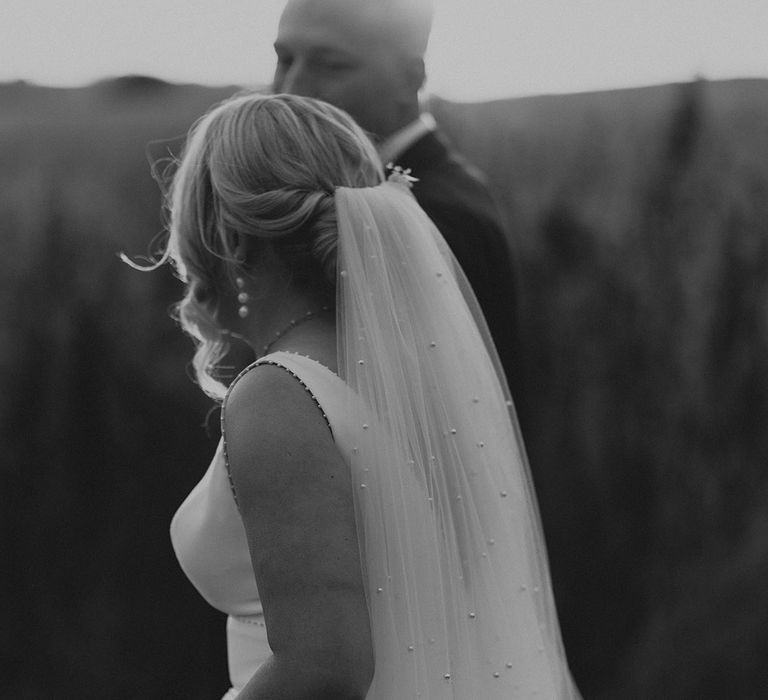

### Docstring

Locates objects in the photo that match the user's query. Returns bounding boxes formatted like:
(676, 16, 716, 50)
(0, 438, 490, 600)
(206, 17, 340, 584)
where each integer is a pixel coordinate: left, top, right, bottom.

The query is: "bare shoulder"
(222, 363, 372, 688)
(223, 363, 342, 495)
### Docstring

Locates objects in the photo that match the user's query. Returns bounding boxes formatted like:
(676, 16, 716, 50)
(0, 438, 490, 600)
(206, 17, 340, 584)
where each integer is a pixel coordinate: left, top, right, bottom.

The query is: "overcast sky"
(2, 0, 766, 101)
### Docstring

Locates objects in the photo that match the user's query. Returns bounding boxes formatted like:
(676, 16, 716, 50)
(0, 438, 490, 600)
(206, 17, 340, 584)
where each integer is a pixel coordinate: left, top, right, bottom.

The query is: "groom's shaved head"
(273, 0, 433, 139)
(280, 0, 432, 57)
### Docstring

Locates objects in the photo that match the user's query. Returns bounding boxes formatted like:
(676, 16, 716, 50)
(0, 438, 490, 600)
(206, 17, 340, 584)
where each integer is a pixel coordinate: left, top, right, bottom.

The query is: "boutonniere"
(385, 162, 419, 189)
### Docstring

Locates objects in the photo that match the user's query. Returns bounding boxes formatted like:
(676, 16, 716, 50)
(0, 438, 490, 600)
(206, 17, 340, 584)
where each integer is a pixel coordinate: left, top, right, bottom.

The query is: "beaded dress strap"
(220, 356, 334, 507)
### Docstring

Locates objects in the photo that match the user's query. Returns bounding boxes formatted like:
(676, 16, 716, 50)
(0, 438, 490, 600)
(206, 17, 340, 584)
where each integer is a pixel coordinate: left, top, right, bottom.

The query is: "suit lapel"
(392, 130, 449, 175)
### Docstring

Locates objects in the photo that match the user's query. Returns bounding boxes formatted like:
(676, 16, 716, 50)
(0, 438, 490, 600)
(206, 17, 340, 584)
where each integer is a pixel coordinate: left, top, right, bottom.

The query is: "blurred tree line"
(2, 76, 767, 698)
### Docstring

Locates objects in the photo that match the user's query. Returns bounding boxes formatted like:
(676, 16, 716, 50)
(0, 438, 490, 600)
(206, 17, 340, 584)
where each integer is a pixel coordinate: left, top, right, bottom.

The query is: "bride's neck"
(238, 285, 335, 360)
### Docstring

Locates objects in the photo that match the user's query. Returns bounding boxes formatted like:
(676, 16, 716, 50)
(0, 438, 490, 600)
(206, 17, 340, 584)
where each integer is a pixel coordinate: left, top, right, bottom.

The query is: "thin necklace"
(261, 306, 331, 356)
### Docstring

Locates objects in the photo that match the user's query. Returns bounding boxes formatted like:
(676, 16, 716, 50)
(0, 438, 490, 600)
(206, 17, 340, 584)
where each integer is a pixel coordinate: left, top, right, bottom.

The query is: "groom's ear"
(402, 57, 427, 93)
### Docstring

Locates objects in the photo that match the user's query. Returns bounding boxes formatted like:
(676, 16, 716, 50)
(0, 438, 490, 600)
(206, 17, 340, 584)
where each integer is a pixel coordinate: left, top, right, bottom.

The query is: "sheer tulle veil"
(335, 179, 580, 698)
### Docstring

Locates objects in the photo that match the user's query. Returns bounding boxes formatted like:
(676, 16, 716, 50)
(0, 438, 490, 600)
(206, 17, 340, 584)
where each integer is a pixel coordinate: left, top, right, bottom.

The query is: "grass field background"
(2, 76, 767, 698)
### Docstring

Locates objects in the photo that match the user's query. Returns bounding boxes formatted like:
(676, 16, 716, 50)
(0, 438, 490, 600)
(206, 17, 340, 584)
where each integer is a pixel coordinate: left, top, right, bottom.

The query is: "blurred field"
(2, 76, 767, 698)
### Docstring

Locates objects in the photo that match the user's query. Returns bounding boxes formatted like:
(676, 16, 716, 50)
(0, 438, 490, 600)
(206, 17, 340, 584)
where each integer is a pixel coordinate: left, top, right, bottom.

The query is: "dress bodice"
(170, 350, 576, 699)
(170, 437, 257, 617)
(170, 352, 352, 696)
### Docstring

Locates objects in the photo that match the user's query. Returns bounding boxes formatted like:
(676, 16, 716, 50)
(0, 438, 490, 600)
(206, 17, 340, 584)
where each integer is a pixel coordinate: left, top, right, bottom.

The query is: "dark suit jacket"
(393, 129, 519, 393)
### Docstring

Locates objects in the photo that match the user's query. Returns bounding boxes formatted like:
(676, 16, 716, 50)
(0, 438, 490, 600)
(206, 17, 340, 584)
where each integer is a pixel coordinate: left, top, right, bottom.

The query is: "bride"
(126, 92, 580, 699)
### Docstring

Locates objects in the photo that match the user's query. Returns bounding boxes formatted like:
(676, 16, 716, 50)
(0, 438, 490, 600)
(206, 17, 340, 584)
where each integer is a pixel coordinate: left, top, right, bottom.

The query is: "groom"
(272, 0, 520, 393)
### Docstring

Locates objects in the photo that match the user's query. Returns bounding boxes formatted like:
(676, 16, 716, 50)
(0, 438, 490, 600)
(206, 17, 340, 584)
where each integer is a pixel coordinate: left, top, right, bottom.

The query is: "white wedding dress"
(171, 180, 580, 699)
(171, 352, 577, 699)
(171, 352, 346, 699)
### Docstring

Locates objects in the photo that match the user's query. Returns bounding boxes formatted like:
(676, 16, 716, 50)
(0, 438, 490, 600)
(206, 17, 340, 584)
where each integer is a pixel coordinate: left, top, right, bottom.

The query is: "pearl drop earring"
(235, 277, 249, 318)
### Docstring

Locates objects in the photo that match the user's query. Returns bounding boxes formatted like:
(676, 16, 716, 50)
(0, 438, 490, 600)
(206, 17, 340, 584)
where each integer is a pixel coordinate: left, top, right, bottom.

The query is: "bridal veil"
(335, 179, 580, 698)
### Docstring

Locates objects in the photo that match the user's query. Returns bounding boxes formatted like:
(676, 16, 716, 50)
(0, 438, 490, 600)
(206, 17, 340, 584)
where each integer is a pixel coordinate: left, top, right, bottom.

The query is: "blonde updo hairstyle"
(165, 92, 383, 398)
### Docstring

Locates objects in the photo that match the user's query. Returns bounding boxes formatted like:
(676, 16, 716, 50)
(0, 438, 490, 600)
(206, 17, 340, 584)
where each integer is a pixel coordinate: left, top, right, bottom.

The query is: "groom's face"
(273, 0, 411, 140)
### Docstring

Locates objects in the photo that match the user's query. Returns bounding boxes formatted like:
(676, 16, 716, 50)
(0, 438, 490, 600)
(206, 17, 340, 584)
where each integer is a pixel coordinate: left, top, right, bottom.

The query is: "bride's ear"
(235, 240, 292, 293)
(233, 232, 263, 269)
